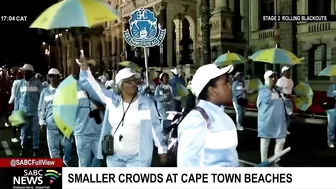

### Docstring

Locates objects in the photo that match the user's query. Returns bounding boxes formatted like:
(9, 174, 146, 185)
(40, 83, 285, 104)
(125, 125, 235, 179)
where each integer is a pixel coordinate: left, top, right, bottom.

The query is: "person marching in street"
(38, 68, 73, 166)
(78, 57, 168, 167)
(257, 70, 289, 166)
(14, 64, 43, 157)
(154, 72, 174, 121)
(232, 72, 247, 131)
(177, 64, 239, 167)
(73, 62, 104, 167)
(8, 70, 24, 143)
(169, 68, 185, 112)
(276, 66, 294, 135)
(326, 83, 336, 148)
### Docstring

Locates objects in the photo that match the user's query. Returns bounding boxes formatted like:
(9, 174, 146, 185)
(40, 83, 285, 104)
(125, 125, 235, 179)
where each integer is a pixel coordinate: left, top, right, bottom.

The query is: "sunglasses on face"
(124, 78, 138, 84)
(49, 74, 60, 78)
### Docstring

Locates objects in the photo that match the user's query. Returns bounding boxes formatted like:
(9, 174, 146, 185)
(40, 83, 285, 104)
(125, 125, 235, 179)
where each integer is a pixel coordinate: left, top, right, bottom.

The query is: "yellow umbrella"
(318, 65, 336, 76)
(246, 79, 263, 104)
(293, 82, 313, 111)
(213, 51, 246, 67)
(249, 45, 302, 65)
(30, 0, 120, 29)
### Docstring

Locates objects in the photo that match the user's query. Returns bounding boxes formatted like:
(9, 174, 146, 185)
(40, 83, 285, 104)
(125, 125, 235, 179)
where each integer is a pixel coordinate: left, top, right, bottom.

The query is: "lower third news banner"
(0, 158, 63, 189)
(63, 168, 335, 189)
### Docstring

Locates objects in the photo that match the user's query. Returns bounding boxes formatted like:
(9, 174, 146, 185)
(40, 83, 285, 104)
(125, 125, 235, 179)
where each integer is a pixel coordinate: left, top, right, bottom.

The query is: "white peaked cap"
(20, 64, 34, 72)
(170, 68, 178, 75)
(191, 64, 234, 97)
(264, 70, 274, 80)
(281, 66, 291, 73)
(48, 68, 60, 75)
(115, 68, 141, 85)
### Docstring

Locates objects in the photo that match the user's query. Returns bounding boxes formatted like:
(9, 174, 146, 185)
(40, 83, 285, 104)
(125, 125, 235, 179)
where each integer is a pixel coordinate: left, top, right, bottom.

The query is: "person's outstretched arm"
(79, 69, 117, 105)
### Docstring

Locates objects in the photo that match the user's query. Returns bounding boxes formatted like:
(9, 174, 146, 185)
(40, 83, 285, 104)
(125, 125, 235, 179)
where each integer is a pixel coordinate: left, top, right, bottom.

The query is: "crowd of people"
(0, 58, 333, 167)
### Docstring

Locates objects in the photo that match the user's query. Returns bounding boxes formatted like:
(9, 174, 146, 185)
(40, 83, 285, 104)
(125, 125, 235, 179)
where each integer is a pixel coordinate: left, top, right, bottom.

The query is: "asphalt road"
(0, 111, 336, 167)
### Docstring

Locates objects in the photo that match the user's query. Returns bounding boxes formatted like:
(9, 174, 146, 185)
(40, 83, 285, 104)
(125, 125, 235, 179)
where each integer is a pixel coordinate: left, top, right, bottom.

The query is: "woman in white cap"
(38, 68, 72, 166)
(232, 72, 247, 131)
(154, 72, 174, 121)
(177, 64, 239, 167)
(257, 70, 288, 165)
(78, 60, 168, 167)
(276, 66, 294, 135)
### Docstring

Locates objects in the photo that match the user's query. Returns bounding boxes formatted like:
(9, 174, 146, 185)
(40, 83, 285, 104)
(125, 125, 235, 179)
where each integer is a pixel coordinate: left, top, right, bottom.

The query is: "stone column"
(55, 40, 62, 72)
(166, 5, 175, 67)
(67, 34, 76, 74)
(210, 0, 215, 11)
(189, 20, 196, 65)
(100, 35, 107, 71)
(173, 18, 182, 66)
(154, 2, 167, 67)
(215, 0, 228, 10)
(77, 34, 83, 51)
(117, 36, 122, 69)
(106, 34, 111, 70)
(91, 35, 100, 64)
(250, 0, 259, 32)
(279, 0, 294, 79)
(60, 36, 67, 75)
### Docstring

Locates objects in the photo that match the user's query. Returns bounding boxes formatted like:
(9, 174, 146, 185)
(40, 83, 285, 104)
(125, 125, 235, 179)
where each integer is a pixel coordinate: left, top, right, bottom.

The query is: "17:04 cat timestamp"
(1, 16, 27, 22)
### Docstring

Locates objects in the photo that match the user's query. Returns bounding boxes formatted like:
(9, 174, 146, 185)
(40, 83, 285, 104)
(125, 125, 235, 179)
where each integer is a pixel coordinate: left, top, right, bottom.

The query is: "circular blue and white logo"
(123, 8, 166, 48)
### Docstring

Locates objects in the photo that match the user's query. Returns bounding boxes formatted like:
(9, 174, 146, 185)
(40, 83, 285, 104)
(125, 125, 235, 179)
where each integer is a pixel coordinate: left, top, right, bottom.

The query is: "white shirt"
(111, 99, 141, 155)
(276, 76, 294, 100)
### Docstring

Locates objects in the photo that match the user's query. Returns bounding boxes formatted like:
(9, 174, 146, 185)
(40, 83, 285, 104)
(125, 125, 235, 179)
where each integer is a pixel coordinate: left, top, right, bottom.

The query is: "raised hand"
(76, 50, 89, 70)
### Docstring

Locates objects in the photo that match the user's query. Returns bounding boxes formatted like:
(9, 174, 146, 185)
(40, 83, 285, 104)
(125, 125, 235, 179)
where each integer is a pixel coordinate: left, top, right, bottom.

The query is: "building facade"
(54, 0, 246, 79)
(53, 0, 336, 91)
(248, 0, 336, 91)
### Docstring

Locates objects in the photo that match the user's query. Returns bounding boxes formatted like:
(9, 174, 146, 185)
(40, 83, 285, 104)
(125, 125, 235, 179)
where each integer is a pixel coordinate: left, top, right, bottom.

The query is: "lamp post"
(42, 42, 51, 69)
(211, 46, 218, 62)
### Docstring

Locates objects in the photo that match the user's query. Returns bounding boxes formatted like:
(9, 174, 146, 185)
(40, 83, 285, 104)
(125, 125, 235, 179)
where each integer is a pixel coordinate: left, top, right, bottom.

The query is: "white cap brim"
(116, 72, 140, 85)
(170, 69, 178, 75)
(281, 66, 291, 73)
(191, 65, 234, 97)
(264, 70, 275, 79)
(20, 67, 34, 72)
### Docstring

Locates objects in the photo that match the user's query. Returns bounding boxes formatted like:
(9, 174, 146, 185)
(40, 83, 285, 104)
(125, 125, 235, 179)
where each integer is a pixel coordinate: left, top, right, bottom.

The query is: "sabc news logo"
(13, 169, 61, 185)
(45, 170, 62, 184)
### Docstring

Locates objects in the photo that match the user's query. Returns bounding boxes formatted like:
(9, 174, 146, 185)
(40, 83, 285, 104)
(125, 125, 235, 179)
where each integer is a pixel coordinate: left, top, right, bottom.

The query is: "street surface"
(1, 110, 336, 167)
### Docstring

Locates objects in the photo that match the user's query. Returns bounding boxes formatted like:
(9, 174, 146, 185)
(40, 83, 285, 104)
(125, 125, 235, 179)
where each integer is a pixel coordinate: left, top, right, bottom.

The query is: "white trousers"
(260, 138, 286, 162)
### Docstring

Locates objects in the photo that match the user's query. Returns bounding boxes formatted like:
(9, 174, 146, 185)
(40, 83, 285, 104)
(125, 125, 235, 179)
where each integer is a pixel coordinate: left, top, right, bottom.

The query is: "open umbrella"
(213, 51, 246, 67)
(246, 79, 263, 104)
(119, 61, 142, 72)
(249, 45, 302, 65)
(53, 75, 78, 139)
(318, 65, 336, 76)
(176, 83, 190, 98)
(293, 82, 313, 111)
(30, 0, 120, 29)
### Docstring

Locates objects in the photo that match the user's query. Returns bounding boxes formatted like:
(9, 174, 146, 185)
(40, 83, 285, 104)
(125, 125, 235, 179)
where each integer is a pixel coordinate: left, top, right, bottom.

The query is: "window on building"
(308, 0, 331, 15)
(308, 44, 331, 80)
(259, 0, 275, 30)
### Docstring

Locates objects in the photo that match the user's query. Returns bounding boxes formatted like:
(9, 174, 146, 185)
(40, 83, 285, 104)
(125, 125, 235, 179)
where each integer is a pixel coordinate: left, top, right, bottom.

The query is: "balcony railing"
(297, 22, 336, 34)
(251, 28, 279, 40)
